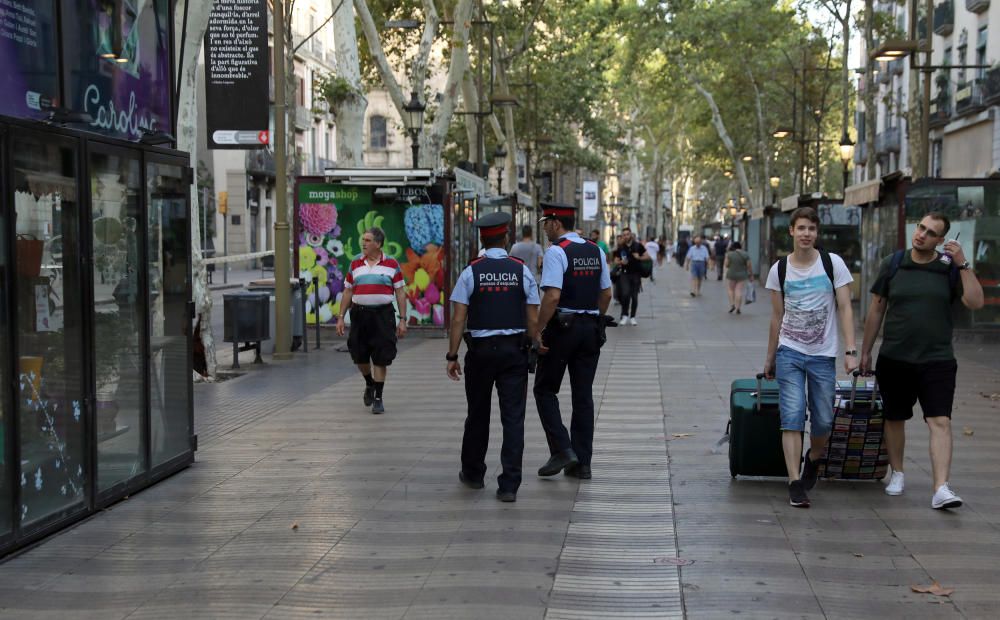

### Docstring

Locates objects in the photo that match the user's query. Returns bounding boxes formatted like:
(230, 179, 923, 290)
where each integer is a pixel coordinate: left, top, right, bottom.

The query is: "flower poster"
(297, 183, 447, 327)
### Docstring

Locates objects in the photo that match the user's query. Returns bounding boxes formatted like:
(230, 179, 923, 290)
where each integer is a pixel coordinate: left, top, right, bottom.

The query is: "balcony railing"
(854, 141, 868, 165)
(954, 81, 985, 115)
(929, 99, 951, 128)
(875, 127, 901, 155)
(983, 67, 1000, 103)
(294, 106, 311, 130)
(246, 150, 276, 178)
(966, 0, 989, 13)
(933, 1, 954, 36)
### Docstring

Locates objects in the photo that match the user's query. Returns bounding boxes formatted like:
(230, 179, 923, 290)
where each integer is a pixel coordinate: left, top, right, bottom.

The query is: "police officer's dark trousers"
(534, 315, 602, 466)
(461, 335, 529, 493)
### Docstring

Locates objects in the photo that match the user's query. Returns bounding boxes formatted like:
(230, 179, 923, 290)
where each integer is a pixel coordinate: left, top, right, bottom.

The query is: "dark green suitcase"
(728, 374, 787, 478)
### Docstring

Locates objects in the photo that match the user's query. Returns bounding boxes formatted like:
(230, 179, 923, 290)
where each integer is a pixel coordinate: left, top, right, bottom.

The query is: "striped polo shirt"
(344, 253, 404, 306)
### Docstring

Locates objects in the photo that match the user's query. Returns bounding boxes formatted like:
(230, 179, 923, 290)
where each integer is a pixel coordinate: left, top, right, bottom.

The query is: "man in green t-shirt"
(861, 212, 984, 510)
(589, 229, 610, 259)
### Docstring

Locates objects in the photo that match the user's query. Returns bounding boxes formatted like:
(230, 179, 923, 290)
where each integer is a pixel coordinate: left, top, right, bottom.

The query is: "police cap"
(538, 201, 577, 222)
(474, 211, 512, 238)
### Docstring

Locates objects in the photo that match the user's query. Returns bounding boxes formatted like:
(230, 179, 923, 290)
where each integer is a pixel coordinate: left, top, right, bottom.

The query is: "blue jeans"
(775, 345, 836, 436)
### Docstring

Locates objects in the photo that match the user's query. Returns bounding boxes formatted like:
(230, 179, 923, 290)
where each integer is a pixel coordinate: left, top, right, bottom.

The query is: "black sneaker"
(371, 398, 385, 415)
(363, 385, 375, 406)
(496, 489, 516, 502)
(459, 471, 484, 489)
(801, 449, 820, 491)
(789, 480, 810, 508)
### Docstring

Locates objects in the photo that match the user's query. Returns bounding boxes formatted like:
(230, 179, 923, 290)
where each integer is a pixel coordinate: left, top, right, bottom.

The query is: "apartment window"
(958, 44, 967, 84)
(943, 46, 952, 67)
(325, 130, 331, 160)
(931, 140, 943, 178)
(298, 77, 305, 106)
(977, 27, 988, 81)
(370, 115, 387, 149)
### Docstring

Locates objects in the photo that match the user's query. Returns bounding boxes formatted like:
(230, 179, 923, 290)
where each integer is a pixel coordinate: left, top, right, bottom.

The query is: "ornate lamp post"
(838, 132, 855, 192)
(403, 90, 426, 168)
(493, 144, 507, 194)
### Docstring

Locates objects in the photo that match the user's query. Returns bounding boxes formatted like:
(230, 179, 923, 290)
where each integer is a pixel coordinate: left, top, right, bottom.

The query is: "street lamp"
(403, 90, 426, 168)
(772, 127, 793, 139)
(769, 175, 781, 206)
(838, 132, 855, 191)
(493, 143, 507, 194)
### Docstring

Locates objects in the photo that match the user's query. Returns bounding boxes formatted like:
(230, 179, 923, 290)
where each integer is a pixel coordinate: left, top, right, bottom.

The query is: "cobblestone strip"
(547, 345, 683, 619)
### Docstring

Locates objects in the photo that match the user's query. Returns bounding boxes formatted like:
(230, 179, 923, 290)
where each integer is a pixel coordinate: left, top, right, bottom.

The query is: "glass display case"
(0, 119, 193, 557)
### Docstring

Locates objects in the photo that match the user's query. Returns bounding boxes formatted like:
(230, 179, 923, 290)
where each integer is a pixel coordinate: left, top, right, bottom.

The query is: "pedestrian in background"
(613, 228, 649, 325)
(860, 212, 984, 509)
(684, 236, 711, 297)
(447, 212, 540, 503)
(763, 207, 856, 508)
(590, 229, 611, 261)
(724, 241, 752, 314)
(656, 236, 667, 267)
(534, 203, 612, 481)
(644, 237, 660, 283)
(336, 227, 408, 415)
(510, 225, 544, 280)
(714, 234, 730, 280)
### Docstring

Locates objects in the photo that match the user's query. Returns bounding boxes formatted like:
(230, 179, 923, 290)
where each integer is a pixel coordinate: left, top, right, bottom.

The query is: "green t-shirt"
(870, 251, 962, 363)
(596, 240, 610, 257)
(725, 249, 750, 280)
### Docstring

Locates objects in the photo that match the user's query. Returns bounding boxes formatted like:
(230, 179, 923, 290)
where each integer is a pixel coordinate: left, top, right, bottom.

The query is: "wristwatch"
(445, 352, 459, 362)
(958, 260, 971, 271)
(844, 349, 858, 356)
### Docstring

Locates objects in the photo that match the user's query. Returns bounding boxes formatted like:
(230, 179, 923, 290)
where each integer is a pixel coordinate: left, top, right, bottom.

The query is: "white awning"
(843, 178, 881, 207)
(323, 168, 436, 186)
(780, 194, 800, 212)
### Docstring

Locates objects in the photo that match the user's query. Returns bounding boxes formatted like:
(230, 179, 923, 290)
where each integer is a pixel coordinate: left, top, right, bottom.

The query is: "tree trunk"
(748, 69, 768, 208)
(426, 0, 475, 168)
(174, 0, 216, 377)
(864, 0, 876, 179)
(332, 0, 365, 166)
(692, 81, 753, 202)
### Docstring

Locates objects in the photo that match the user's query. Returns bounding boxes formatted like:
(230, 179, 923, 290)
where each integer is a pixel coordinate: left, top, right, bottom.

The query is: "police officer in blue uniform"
(534, 203, 613, 480)
(447, 211, 540, 502)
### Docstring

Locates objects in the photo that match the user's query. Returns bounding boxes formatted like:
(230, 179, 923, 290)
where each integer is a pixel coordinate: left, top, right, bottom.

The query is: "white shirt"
(765, 253, 853, 358)
(644, 241, 660, 259)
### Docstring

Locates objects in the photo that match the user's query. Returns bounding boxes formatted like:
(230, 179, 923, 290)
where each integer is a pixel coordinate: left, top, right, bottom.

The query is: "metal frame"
(0, 116, 194, 559)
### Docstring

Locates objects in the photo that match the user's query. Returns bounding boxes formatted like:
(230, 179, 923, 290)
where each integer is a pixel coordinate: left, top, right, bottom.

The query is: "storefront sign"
(60, 0, 172, 140)
(0, 0, 59, 119)
(204, 0, 269, 149)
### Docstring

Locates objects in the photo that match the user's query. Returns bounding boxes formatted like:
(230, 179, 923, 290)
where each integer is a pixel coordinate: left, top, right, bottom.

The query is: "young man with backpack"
(860, 213, 984, 510)
(763, 207, 857, 508)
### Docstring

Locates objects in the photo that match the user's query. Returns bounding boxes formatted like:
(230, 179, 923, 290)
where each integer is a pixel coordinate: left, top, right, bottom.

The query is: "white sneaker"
(619, 315, 628, 326)
(932, 483, 963, 510)
(629, 317, 638, 326)
(885, 471, 904, 496)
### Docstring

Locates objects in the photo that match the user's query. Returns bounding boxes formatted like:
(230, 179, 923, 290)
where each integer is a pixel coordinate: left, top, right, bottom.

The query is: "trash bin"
(223, 292, 270, 368)
(246, 279, 305, 353)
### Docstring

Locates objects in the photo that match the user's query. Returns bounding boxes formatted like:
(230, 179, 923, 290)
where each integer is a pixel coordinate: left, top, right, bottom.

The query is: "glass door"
(89, 147, 146, 493)
(10, 129, 87, 531)
(146, 159, 192, 468)
(1, 128, 11, 540)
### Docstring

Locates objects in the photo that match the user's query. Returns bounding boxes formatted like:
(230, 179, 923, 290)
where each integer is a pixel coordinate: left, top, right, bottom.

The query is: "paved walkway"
(1, 263, 998, 619)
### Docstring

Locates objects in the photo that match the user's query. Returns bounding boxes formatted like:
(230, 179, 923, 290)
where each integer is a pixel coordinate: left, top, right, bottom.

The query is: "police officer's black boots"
(537, 449, 579, 477)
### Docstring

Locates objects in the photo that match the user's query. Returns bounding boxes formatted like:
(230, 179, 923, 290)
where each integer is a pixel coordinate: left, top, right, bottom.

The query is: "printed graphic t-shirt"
(765, 252, 853, 358)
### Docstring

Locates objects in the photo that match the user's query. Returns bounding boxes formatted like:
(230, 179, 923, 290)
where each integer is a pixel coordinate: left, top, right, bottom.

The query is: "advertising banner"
(582, 180, 599, 220)
(297, 184, 447, 327)
(204, 0, 270, 149)
(0, 0, 59, 119)
(60, 0, 172, 140)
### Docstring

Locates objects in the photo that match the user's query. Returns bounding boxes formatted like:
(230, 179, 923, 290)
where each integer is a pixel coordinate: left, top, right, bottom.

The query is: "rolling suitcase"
(728, 374, 787, 478)
(819, 371, 889, 480)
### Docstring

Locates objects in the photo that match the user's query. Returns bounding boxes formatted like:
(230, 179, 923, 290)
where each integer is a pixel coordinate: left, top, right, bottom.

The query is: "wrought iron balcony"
(966, 0, 989, 13)
(875, 127, 901, 155)
(933, 1, 954, 37)
(294, 106, 311, 130)
(246, 150, 276, 178)
(983, 67, 1000, 104)
(929, 99, 951, 128)
(954, 81, 985, 115)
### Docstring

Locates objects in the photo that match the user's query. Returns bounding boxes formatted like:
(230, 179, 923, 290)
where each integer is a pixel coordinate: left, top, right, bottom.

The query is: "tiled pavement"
(1, 262, 999, 619)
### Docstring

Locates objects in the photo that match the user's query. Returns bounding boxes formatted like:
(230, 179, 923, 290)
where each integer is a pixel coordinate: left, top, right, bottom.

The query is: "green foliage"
(315, 73, 363, 108)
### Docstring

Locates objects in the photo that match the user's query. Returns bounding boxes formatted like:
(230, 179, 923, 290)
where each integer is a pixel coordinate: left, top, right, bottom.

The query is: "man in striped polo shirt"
(336, 227, 408, 414)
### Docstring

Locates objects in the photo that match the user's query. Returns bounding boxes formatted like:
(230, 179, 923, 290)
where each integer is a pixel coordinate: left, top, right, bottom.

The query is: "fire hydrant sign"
(204, 0, 269, 149)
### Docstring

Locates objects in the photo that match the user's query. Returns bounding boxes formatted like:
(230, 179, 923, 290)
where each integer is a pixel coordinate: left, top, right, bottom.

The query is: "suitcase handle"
(755, 373, 767, 412)
(849, 370, 880, 409)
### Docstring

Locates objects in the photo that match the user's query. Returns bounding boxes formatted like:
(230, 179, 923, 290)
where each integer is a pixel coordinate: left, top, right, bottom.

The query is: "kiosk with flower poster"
(294, 171, 454, 329)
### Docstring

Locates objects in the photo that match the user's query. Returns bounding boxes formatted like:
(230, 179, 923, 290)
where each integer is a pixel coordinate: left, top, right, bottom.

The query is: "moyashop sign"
(0, 0, 173, 140)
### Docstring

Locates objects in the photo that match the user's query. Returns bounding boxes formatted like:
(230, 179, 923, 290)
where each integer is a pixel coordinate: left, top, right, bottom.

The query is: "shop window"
(370, 115, 387, 149)
(146, 163, 191, 467)
(90, 150, 146, 492)
(11, 132, 87, 530)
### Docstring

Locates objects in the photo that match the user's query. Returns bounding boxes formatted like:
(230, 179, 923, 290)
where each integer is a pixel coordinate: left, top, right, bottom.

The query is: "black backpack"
(885, 249, 960, 302)
(777, 249, 835, 303)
